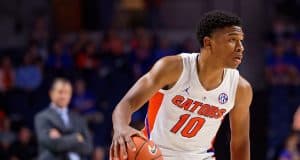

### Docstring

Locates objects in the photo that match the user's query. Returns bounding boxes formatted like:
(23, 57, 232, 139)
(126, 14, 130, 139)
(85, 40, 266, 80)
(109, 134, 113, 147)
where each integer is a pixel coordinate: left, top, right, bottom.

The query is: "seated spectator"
(177, 37, 197, 53)
(153, 37, 173, 60)
(92, 147, 105, 160)
(72, 31, 89, 54)
(290, 40, 300, 86)
(0, 118, 16, 160)
(71, 79, 103, 123)
(15, 52, 43, 91)
(278, 132, 300, 160)
(0, 118, 16, 147)
(76, 41, 99, 70)
(130, 35, 155, 79)
(46, 39, 73, 70)
(265, 42, 294, 86)
(10, 127, 37, 160)
(0, 56, 15, 92)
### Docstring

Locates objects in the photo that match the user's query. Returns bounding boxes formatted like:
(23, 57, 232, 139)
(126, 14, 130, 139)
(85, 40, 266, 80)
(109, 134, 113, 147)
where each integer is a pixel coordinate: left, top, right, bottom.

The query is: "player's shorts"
(160, 147, 215, 160)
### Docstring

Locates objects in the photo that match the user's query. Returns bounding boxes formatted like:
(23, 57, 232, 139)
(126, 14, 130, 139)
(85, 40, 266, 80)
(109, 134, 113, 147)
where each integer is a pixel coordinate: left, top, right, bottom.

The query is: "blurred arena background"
(0, 0, 299, 159)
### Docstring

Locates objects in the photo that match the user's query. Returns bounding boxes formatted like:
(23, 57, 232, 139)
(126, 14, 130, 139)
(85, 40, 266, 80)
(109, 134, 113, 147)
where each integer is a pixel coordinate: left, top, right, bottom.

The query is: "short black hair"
(196, 10, 242, 48)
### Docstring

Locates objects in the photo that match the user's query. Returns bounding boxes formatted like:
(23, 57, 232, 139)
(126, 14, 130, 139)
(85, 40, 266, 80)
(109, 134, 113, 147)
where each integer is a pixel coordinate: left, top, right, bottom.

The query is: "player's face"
(50, 82, 72, 108)
(210, 26, 244, 68)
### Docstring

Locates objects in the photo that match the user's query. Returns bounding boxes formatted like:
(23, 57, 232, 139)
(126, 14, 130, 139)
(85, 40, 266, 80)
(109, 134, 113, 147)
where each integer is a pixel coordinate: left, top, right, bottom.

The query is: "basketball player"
(110, 11, 253, 160)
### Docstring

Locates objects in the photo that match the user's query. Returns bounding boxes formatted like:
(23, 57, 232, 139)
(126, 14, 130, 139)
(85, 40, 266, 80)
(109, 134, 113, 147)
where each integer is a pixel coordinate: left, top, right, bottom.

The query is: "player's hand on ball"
(110, 125, 146, 160)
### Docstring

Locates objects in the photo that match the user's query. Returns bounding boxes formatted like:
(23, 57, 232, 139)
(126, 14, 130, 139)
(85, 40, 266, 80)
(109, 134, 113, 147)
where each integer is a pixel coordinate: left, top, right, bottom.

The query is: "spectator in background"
(278, 132, 300, 160)
(153, 37, 173, 60)
(287, 39, 300, 114)
(10, 127, 37, 160)
(72, 31, 89, 55)
(30, 15, 49, 61)
(130, 27, 148, 51)
(71, 79, 101, 122)
(92, 147, 105, 160)
(290, 39, 300, 89)
(100, 33, 129, 74)
(0, 56, 15, 92)
(144, 0, 163, 29)
(35, 78, 93, 160)
(25, 42, 43, 61)
(46, 40, 73, 70)
(265, 42, 293, 85)
(266, 41, 295, 159)
(15, 52, 43, 91)
(131, 35, 154, 80)
(75, 41, 99, 70)
(0, 118, 16, 160)
(177, 37, 197, 53)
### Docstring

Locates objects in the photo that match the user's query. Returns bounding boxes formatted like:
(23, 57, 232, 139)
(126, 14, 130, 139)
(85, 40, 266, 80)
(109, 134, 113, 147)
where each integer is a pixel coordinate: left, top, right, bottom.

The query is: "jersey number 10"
(170, 114, 205, 138)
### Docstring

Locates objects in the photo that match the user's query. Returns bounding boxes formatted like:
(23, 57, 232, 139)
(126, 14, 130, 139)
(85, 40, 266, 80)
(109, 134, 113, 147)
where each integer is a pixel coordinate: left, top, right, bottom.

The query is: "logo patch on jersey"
(148, 144, 157, 154)
(218, 93, 228, 104)
(182, 86, 190, 95)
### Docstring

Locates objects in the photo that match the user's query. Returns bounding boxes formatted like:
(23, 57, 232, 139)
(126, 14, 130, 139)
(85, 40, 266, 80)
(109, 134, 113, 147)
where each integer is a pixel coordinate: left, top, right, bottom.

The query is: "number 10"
(170, 114, 205, 138)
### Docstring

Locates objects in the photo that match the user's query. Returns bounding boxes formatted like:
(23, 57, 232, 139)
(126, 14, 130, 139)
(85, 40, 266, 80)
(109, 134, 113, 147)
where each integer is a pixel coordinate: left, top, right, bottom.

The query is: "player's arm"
(229, 76, 253, 160)
(111, 55, 182, 160)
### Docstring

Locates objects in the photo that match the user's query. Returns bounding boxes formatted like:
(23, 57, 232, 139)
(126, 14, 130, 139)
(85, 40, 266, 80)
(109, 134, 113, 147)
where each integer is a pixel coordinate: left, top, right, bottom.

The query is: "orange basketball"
(120, 136, 163, 160)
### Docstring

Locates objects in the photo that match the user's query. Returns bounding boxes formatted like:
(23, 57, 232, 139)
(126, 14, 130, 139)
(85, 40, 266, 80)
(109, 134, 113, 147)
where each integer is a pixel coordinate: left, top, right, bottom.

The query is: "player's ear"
(203, 36, 212, 49)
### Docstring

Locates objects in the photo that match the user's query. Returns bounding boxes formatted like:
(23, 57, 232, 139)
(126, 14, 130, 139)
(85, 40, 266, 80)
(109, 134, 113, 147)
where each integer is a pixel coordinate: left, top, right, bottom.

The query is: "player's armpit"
(126, 55, 182, 112)
(229, 76, 253, 160)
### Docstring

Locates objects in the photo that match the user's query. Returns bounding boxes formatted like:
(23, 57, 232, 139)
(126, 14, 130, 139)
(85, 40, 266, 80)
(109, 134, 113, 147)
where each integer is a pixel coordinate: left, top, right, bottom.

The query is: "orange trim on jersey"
(144, 91, 164, 137)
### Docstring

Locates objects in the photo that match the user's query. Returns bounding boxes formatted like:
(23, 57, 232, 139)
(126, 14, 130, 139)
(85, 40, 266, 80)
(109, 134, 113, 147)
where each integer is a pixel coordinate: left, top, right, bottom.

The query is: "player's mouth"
(233, 55, 242, 64)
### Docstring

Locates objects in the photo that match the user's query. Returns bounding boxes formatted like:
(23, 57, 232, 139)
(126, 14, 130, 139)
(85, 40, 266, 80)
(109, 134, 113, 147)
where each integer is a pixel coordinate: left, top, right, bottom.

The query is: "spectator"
(0, 118, 16, 160)
(265, 42, 293, 85)
(75, 41, 99, 70)
(278, 132, 300, 160)
(177, 37, 198, 53)
(0, 57, 15, 92)
(0, 118, 16, 148)
(72, 31, 89, 55)
(92, 147, 105, 160)
(130, 35, 154, 79)
(71, 79, 101, 119)
(46, 40, 73, 70)
(144, 0, 163, 29)
(15, 52, 43, 91)
(35, 78, 93, 160)
(266, 41, 295, 160)
(30, 16, 49, 61)
(153, 37, 173, 60)
(10, 127, 37, 160)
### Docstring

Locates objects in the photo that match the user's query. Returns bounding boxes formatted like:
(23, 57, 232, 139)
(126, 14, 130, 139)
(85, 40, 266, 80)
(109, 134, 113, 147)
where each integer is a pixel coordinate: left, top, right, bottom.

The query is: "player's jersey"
(142, 53, 240, 160)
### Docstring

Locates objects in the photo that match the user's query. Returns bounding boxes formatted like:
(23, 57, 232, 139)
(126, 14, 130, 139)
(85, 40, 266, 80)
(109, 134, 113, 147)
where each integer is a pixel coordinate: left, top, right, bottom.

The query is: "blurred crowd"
(0, 15, 197, 160)
(264, 17, 300, 160)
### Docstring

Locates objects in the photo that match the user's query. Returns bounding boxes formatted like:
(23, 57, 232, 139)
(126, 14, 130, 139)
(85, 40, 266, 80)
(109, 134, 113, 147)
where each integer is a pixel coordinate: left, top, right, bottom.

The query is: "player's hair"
(50, 77, 71, 91)
(196, 10, 242, 48)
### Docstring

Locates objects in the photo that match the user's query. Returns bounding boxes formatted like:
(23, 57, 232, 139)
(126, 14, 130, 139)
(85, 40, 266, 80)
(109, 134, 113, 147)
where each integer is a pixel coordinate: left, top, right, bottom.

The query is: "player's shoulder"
(153, 54, 183, 72)
(238, 76, 252, 90)
(236, 75, 253, 99)
(156, 54, 182, 65)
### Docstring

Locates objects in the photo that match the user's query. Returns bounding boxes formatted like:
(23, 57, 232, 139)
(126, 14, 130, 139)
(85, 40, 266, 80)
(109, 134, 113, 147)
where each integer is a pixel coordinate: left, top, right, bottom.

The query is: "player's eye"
(229, 38, 236, 42)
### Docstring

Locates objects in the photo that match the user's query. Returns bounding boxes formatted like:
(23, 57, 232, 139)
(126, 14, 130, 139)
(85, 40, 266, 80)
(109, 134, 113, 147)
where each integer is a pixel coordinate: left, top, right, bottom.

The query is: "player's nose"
(235, 41, 244, 53)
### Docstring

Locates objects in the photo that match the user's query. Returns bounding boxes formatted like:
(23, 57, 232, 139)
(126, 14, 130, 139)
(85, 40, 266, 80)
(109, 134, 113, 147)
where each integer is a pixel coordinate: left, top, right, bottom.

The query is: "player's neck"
(197, 52, 224, 90)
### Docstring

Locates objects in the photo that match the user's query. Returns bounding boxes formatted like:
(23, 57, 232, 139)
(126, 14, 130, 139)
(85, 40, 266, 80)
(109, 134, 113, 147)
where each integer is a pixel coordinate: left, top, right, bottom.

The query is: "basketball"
(120, 135, 163, 160)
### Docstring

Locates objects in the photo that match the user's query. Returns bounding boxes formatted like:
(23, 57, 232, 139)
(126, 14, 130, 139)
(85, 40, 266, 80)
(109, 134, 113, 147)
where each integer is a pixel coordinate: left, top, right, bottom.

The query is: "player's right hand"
(110, 125, 146, 160)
